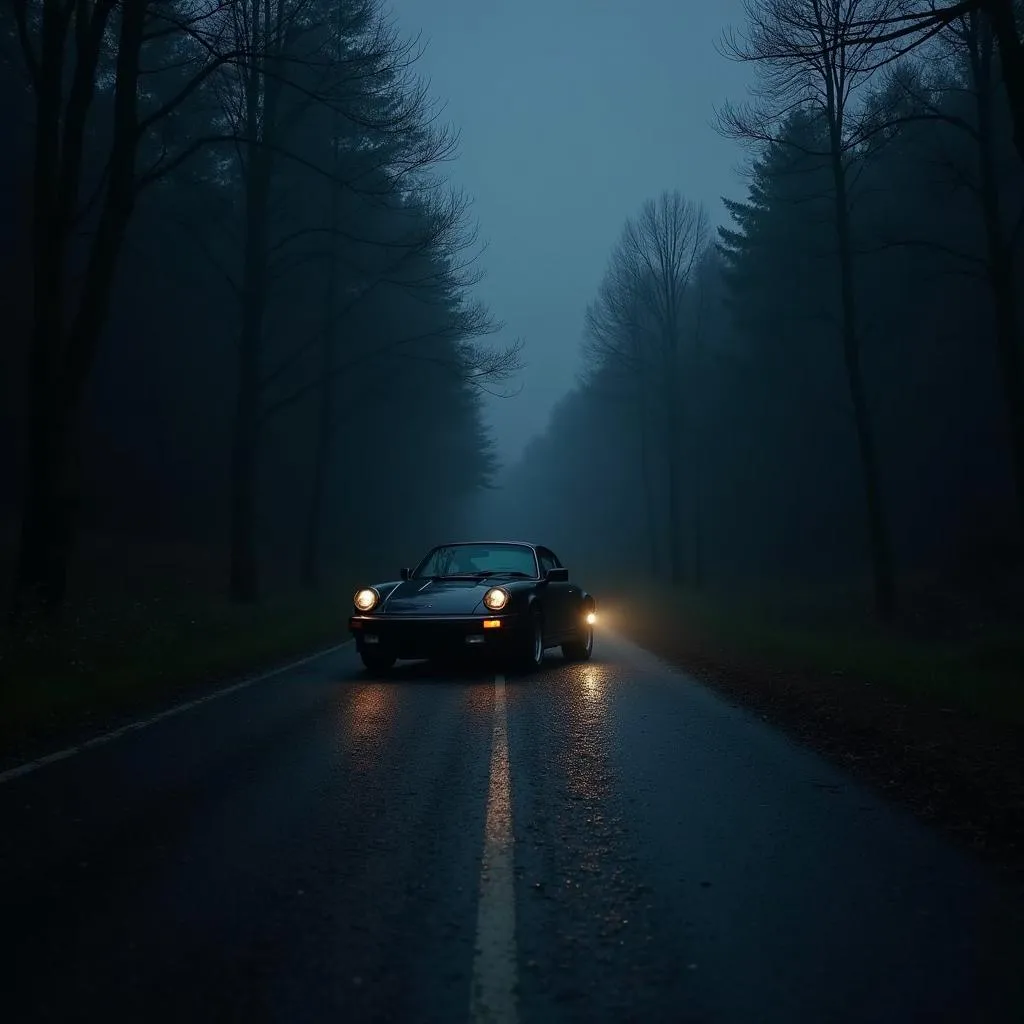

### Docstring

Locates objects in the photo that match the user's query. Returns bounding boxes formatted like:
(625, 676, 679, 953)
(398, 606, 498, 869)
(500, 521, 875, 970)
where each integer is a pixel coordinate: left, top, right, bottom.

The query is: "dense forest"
(2, 0, 1023, 638)
(0, 0, 515, 621)
(482, 3, 1024, 623)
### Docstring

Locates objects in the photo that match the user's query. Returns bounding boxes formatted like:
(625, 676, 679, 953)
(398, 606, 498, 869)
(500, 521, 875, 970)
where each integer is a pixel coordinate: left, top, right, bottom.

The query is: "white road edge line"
(470, 672, 520, 1024)
(0, 639, 354, 787)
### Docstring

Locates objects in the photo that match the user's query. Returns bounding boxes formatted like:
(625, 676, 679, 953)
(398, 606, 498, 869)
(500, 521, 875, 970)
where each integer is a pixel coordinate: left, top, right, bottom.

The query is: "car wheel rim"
(532, 620, 543, 663)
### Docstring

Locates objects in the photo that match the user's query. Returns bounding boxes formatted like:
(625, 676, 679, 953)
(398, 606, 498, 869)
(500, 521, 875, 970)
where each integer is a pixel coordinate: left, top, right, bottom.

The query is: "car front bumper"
(348, 612, 527, 660)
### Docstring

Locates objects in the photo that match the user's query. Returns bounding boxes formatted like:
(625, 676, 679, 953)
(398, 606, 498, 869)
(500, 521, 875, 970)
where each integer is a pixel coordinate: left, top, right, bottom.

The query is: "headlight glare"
(354, 587, 379, 612)
(483, 587, 509, 611)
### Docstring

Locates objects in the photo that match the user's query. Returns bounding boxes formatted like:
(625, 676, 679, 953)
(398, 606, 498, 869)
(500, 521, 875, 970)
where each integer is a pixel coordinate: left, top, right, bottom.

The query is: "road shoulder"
(0, 637, 351, 775)
(608, 598, 1024, 879)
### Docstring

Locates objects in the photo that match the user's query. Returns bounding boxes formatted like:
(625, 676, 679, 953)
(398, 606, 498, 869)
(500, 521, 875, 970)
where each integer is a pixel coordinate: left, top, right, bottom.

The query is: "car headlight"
(483, 587, 509, 611)
(354, 587, 379, 612)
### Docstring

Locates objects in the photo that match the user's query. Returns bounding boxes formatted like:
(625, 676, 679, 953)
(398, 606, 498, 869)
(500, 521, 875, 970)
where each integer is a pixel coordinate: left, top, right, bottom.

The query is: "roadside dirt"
(615, 607, 1024, 881)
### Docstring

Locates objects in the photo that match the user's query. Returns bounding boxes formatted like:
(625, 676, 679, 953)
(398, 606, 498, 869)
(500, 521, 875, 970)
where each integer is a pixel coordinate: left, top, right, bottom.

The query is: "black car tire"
(360, 647, 396, 673)
(516, 608, 545, 672)
(562, 621, 593, 662)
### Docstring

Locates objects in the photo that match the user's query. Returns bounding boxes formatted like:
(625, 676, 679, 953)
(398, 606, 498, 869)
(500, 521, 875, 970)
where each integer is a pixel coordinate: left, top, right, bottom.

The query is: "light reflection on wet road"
(344, 682, 398, 745)
(0, 633, 1022, 1023)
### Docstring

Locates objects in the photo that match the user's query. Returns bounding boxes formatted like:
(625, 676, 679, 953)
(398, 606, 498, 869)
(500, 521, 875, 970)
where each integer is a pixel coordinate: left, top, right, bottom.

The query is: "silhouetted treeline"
(484, 8, 1023, 617)
(0, 0, 515, 616)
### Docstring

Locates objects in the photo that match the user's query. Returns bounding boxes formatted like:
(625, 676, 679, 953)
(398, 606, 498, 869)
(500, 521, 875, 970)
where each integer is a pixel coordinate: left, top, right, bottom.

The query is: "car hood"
(381, 578, 505, 615)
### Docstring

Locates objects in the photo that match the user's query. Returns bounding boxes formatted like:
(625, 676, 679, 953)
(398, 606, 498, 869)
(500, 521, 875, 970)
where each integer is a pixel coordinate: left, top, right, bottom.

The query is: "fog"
(387, 0, 752, 462)
(1, 0, 1022, 629)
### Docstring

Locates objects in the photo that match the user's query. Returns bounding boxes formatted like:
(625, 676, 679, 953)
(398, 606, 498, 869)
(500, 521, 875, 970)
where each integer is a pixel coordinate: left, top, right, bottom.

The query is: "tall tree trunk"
(14, 394, 77, 619)
(973, 15, 1024, 546)
(301, 37, 343, 590)
(12, 0, 142, 622)
(637, 401, 659, 578)
(666, 401, 686, 585)
(692, 491, 703, 587)
(13, 4, 65, 621)
(691, 292, 706, 589)
(988, 258, 1024, 542)
(691, 420, 703, 589)
(301, 319, 336, 588)
(229, 44, 273, 603)
(230, 155, 271, 603)
(986, 0, 1024, 165)
(230, 1, 290, 603)
(832, 151, 895, 621)
(664, 294, 686, 585)
(228, 0, 284, 602)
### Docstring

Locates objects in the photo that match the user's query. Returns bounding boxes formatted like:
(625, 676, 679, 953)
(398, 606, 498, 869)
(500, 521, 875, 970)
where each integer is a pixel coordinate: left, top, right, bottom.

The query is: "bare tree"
(224, 0, 289, 603)
(717, 0, 901, 621)
(838, 1, 1024, 163)
(584, 191, 709, 584)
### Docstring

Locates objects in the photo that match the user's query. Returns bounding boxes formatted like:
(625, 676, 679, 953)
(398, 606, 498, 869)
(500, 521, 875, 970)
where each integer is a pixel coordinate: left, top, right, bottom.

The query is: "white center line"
(470, 672, 519, 1024)
(0, 640, 353, 787)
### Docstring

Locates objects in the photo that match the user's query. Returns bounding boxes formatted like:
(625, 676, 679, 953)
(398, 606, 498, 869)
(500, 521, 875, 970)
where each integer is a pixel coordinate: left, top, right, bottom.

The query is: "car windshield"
(413, 543, 539, 580)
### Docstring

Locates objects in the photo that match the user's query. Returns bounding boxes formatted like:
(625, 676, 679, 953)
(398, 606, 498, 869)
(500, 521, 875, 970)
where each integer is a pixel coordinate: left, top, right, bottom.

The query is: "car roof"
(431, 540, 542, 550)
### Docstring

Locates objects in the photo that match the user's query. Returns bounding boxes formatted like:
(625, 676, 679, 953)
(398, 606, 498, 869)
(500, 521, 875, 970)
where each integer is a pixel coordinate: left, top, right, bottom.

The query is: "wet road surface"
(1, 633, 1022, 1023)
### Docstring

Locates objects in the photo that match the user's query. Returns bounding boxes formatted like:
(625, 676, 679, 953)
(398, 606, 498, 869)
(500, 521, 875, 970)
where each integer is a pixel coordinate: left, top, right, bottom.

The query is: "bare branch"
(582, 191, 710, 408)
(261, 329, 523, 422)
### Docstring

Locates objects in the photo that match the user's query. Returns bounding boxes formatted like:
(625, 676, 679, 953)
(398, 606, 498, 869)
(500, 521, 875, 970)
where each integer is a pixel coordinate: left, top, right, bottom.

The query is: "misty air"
(1, 1, 1023, 1022)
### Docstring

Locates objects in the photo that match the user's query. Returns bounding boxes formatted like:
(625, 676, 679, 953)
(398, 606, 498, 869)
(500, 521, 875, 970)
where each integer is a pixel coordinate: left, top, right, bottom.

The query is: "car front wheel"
(360, 646, 396, 673)
(562, 621, 593, 662)
(516, 610, 544, 672)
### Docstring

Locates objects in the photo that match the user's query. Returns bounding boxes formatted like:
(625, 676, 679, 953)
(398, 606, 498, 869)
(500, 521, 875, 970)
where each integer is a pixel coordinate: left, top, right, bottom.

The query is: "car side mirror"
(545, 567, 569, 583)
(400, 567, 410, 580)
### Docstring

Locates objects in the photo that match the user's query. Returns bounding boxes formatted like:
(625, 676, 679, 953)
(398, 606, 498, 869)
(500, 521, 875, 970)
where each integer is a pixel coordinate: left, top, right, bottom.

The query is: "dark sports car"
(348, 540, 597, 673)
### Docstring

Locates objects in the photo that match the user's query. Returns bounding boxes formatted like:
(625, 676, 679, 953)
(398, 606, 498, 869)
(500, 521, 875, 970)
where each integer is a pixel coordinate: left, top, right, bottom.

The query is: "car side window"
(537, 549, 556, 575)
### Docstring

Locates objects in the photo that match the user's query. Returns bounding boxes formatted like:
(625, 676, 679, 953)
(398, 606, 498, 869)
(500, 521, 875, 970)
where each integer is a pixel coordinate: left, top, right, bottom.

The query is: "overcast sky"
(387, 0, 753, 465)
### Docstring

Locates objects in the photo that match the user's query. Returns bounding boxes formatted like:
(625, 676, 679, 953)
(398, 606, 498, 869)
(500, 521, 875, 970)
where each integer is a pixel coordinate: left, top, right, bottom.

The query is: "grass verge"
(610, 582, 1024, 723)
(0, 588, 351, 766)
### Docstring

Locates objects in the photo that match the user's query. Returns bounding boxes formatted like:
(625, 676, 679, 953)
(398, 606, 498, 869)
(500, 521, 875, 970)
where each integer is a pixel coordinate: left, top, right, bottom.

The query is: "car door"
(537, 547, 572, 640)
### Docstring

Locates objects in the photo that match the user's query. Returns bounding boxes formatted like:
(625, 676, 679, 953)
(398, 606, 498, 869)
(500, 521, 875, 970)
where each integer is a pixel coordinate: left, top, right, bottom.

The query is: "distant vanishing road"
(1, 633, 1022, 1023)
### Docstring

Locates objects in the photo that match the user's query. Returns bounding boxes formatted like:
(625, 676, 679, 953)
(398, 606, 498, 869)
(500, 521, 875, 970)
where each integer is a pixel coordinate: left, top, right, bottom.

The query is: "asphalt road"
(2, 632, 1022, 1024)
